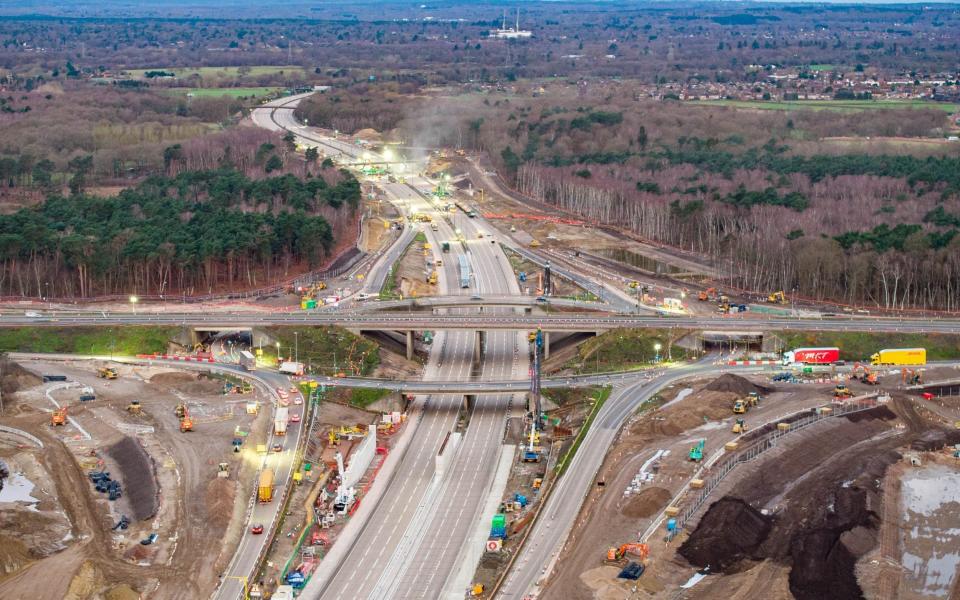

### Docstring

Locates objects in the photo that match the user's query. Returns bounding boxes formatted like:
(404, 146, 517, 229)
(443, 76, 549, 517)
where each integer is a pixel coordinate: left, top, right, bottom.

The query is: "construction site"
(533, 366, 960, 600)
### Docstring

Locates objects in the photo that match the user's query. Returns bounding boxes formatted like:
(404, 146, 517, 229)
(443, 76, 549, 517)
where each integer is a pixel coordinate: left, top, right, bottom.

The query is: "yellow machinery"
(732, 418, 747, 433)
(428, 271, 438, 285)
(97, 367, 118, 379)
(126, 400, 142, 415)
(767, 290, 788, 304)
(834, 383, 853, 398)
(471, 584, 484, 596)
(51, 407, 67, 426)
(733, 400, 747, 414)
(175, 402, 187, 419)
(529, 239, 541, 248)
(747, 391, 760, 406)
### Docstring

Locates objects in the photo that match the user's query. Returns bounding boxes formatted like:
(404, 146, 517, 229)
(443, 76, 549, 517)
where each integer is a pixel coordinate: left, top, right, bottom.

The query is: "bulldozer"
(767, 290, 788, 304)
(732, 418, 747, 434)
(833, 383, 854, 398)
(97, 367, 118, 380)
(126, 400, 142, 415)
(51, 407, 67, 426)
(606, 543, 650, 563)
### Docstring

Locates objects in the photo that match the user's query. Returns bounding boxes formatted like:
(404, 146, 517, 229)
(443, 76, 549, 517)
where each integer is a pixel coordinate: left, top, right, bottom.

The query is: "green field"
(263, 326, 380, 377)
(164, 87, 282, 98)
(0, 326, 177, 356)
(693, 99, 960, 113)
(125, 65, 306, 79)
(808, 64, 837, 72)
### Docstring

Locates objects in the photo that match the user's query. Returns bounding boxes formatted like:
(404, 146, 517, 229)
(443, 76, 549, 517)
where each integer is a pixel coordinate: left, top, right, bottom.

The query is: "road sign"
(486, 539, 502, 552)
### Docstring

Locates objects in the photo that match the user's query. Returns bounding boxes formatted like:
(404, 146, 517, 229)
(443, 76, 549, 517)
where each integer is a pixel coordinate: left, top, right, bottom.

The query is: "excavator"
(51, 407, 67, 426)
(689, 439, 705, 462)
(851, 365, 879, 385)
(606, 543, 650, 562)
(767, 290, 788, 304)
(126, 400, 142, 415)
(901, 368, 923, 386)
(697, 287, 716, 302)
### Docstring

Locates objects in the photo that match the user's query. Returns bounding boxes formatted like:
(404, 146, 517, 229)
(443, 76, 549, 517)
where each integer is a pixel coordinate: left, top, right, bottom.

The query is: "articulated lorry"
(278, 361, 304, 376)
(258, 468, 274, 503)
(239, 350, 256, 371)
(871, 348, 927, 366)
(782, 347, 840, 366)
(274, 407, 289, 436)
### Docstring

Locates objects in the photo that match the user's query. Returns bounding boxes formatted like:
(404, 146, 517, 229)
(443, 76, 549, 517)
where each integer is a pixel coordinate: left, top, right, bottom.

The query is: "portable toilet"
(666, 518, 677, 533)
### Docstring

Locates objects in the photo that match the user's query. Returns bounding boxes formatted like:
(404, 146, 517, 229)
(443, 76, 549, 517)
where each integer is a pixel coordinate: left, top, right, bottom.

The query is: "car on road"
(535, 296, 548, 303)
(290, 413, 301, 423)
(289, 386, 298, 393)
(250, 524, 264, 535)
(273, 443, 283, 452)
(294, 396, 303, 405)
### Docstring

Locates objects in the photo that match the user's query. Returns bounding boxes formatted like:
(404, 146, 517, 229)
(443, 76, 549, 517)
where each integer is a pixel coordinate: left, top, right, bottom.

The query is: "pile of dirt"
(124, 544, 151, 561)
(205, 477, 235, 529)
(104, 585, 140, 600)
(0, 357, 41, 405)
(704, 374, 771, 395)
(0, 534, 33, 576)
(635, 390, 736, 436)
(621, 487, 672, 519)
(64, 560, 102, 600)
(148, 371, 220, 395)
(106, 437, 158, 521)
(678, 497, 772, 572)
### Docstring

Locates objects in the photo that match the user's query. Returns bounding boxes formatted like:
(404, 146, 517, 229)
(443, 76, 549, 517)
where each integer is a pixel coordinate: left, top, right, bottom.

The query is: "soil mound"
(621, 487, 672, 519)
(0, 358, 42, 408)
(106, 437, 158, 521)
(149, 371, 220, 395)
(845, 405, 896, 422)
(789, 528, 862, 600)
(704, 374, 770, 395)
(205, 477, 235, 529)
(678, 498, 772, 571)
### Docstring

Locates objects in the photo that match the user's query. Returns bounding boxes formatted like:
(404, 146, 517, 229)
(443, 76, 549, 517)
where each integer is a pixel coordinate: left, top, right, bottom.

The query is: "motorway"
(256, 94, 530, 599)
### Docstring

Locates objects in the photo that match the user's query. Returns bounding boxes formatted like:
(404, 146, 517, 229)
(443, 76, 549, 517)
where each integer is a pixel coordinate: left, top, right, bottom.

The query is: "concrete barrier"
(0, 425, 43, 448)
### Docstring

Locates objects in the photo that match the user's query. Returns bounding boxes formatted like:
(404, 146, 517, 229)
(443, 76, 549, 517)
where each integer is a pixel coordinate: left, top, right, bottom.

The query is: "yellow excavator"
(767, 290, 788, 304)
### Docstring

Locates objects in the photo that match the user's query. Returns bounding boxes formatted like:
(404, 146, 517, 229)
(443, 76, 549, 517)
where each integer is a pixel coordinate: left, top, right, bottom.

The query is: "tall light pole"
(129, 295, 138, 315)
(276, 341, 281, 363)
(654, 342, 662, 364)
(294, 332, 299, 365)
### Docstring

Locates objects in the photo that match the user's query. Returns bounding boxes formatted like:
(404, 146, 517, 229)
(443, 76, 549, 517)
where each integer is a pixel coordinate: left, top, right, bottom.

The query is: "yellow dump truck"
(258, 468, 274, 503)
(870, 348, 926, 366)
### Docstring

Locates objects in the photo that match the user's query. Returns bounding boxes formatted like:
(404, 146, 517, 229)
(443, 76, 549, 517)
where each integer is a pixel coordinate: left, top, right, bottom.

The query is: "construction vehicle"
(529, 239, 541, 248)
(688, 439, 705, 462)
(767, 290, 788, 304)
(748, 391, 761, 405)
(275, 407, 289, 436)
(179, 408, 194, 432)
(175, 401, 187, 419)
(471, 584, 484, 596)
(490, 514, 507, 539)
(606, 543, 650, 562)
(51, 407, 67, 426)
(833, 383, 853, 398)
(97, 367, 118, 379)
(441, 241, 450, 253)
(783, 347, 840, 366)
(732, 418, 747, 434)
(717, 301, 730, 314)
(697, 287, 716, 302)
(217, 462, 230, 479)
(522, 421, 540, 462)
(126, 400, 142, 415)
(871, 348, 927, 366)
(733, 399, 747, 414)
(427, 271, 438, 285)
(902, 368, 923, 386)
(258, 468, 274, 503)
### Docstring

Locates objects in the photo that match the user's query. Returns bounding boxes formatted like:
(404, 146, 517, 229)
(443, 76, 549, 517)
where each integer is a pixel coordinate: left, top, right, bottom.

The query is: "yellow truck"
(258, 468, 274, 503)
(871, 348, 926, 366)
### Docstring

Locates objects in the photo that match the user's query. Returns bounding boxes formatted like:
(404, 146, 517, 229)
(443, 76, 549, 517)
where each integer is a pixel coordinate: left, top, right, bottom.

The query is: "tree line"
(0, 168, 360, 299)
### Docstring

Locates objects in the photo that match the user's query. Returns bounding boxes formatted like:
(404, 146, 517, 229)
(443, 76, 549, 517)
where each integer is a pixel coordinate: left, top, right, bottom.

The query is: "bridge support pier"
(406, 330, 414, 360)
(473, 331, 486, 368)
(464, 394, 476, 412)
(543, 332, 550, 360)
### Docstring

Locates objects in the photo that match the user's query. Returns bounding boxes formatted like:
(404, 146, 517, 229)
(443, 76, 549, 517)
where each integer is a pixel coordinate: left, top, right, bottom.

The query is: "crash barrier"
(136, 354, 215, 363)
(0, 425, 44, 448)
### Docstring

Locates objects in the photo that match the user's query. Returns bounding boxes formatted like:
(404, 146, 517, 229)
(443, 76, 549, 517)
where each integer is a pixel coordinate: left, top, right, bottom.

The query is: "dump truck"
(97, 367, 118, 379)
(871, 348, 926, 366)
(258, 469, 274, 503)
(782, 347, 840, 366)
(428, 271, 438, 285)
(275, 407, 289, 436)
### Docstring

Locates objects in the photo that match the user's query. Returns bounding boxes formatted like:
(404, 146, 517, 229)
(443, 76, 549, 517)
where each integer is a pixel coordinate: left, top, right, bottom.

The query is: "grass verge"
(555, 386, 611, 476)
(261, 326, 379, 377)
(775, 330, 960, 362)
(164, 87, 282, 98)
(380, 233, 426, 299)
(566, 328, 692, 374)
(0, 326, 176, 355)
(349, 388, 391, 408)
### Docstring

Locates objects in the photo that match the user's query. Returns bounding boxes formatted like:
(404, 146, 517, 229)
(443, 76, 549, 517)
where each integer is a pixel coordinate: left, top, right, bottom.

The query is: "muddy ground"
(0, 359, 271, 599)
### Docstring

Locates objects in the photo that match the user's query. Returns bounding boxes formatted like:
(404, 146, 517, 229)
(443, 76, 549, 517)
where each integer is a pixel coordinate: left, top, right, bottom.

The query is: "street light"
(294, 331, 299, 364)
(654, 342, 662, 363)
(276, 341, 281, 363)
(129, 295, 138, 315)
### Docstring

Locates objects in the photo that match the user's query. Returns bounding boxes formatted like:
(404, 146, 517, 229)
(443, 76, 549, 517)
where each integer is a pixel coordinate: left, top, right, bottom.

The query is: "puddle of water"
(595, 248, 682, 275)
(901, 465, 960, 596)
(901, 466, 960, 517)
(0, 472, 40, 507)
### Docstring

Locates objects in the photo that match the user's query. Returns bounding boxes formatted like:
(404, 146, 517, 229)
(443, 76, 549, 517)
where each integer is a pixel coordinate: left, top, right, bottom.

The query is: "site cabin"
(871, 348, 926, 366)
(239, 350, 256, 371)
(257, 469, 274, 503)
(782, 347, 840, 366)
(278, 361, 304, 376)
